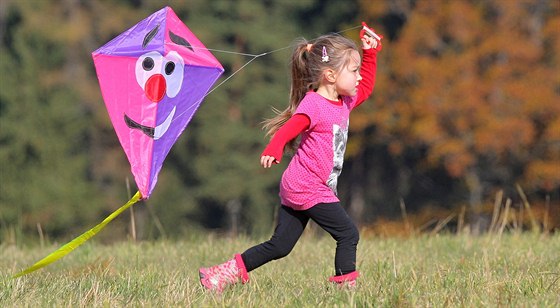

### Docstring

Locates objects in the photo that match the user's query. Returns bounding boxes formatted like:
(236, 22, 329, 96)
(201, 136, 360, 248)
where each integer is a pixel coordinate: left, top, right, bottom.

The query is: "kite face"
(93, 7, 223, 198)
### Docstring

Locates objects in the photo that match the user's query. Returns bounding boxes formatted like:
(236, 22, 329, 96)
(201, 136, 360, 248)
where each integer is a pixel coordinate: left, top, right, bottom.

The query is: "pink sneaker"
(199, 254, 249, 292)
(329, 271, 359, 288)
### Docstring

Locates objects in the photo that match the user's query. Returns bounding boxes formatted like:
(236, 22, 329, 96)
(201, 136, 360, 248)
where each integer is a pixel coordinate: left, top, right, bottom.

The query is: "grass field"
(1, 232, 559, 307)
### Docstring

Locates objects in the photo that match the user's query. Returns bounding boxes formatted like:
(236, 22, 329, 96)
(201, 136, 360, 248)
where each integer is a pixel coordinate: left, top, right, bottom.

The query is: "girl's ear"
(324, 69, 336, 83)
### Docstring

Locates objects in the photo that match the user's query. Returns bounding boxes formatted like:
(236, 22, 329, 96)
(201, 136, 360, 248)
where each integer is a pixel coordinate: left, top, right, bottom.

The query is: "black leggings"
(241, 202, 359, 276)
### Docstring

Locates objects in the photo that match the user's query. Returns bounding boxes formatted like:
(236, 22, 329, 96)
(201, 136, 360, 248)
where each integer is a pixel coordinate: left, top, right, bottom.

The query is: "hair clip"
(321, 46, 329, 62)
(306, 44, 313, 52)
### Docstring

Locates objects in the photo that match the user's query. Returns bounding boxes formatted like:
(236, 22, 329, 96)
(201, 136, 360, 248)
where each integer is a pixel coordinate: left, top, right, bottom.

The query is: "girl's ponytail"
(262, 41, 311, 151)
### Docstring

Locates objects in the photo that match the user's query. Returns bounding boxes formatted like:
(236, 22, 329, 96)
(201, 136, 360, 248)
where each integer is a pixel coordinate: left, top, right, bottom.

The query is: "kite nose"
(145, 74, 166, 102)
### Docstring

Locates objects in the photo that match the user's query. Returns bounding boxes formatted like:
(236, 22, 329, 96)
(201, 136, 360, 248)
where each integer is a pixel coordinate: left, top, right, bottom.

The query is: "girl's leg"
(241, 205, 309, 271)
(199, 205, 308, 292)
(306, 202, 359, 276)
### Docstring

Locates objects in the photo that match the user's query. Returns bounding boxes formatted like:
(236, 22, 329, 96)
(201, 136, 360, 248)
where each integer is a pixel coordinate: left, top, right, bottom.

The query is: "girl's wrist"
(362, 48, 377, 55)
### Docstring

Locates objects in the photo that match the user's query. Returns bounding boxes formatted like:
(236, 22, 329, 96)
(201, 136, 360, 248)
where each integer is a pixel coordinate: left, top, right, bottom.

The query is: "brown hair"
(262, 34, 359, 151)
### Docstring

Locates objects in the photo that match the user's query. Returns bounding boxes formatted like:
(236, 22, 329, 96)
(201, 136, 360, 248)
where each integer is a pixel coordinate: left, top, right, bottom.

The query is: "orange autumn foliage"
(358, 0, 559, 194)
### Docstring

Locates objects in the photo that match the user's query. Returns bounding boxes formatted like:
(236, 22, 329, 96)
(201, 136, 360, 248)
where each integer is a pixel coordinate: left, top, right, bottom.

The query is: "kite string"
(204, 52, 266, 97)
(166, 53, 267, 125)
(200, 24, 362, 60)
(172, 25, 363, 122)
(202, 24, 362, 96)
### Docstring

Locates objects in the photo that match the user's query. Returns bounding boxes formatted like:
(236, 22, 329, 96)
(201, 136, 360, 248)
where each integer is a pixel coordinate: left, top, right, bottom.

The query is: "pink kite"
(93, 6, 224, 199)
(13, 7, 225, 278)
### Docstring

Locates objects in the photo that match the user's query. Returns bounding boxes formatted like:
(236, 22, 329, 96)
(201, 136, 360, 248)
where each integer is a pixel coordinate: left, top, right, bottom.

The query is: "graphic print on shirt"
(327, 123, 348, 195)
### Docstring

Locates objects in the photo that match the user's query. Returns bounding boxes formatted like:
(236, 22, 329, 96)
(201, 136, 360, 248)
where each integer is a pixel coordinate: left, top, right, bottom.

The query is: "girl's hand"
(260, 155, 278, 168)
(361, 34, 379, 50)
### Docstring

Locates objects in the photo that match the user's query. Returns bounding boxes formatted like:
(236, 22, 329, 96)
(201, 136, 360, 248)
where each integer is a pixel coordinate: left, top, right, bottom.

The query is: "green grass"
(1, 233, 559, 307)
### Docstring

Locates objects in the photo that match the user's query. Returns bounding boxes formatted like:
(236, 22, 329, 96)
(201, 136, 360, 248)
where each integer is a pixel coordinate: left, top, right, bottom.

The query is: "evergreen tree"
(1, 0, 101, 240)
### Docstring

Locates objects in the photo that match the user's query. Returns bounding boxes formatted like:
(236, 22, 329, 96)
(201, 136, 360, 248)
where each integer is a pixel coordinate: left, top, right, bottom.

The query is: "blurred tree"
(0, 0, 102, 240)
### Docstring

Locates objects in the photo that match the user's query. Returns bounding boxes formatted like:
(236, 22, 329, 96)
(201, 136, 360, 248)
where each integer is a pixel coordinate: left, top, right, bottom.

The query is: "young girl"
(199, 29, 381, 292)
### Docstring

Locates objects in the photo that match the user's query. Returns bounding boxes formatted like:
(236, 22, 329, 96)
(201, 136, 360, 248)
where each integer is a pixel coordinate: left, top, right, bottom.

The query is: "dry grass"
(1, 232, 559, 307)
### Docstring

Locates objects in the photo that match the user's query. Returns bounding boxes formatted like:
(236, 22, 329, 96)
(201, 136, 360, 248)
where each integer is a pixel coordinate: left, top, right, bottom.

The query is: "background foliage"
(1, 0, 559, 242)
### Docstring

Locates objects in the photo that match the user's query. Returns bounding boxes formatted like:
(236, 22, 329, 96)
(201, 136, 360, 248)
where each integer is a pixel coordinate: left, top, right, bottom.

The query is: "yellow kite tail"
(12, 191, 142, 278)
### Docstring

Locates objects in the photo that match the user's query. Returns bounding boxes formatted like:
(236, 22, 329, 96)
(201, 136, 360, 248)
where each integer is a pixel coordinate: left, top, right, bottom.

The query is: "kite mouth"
(124, 106, 176, 140)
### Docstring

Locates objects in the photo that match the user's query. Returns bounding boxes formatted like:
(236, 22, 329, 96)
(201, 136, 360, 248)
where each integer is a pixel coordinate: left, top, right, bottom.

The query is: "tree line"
(1, 0, 558, 242)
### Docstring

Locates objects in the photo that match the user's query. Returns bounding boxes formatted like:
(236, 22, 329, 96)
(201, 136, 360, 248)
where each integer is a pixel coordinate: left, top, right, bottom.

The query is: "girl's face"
(334, 50, 362, 97)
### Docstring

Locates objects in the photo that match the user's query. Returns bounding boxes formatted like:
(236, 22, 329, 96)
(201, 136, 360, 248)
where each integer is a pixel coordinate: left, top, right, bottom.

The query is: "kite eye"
(163, 51, 184, 98)
(165, 62, 175, 75)
(136, 51, 163, 89)
(143, 57, 155, 71)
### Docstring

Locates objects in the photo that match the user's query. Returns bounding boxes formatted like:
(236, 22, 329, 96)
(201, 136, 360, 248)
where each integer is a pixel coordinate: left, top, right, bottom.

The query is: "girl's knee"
(265, 240, 294, 259)
(349, 224, 360, 244)
(339, 224, 359, 245)
(271, 245, 292, 259)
